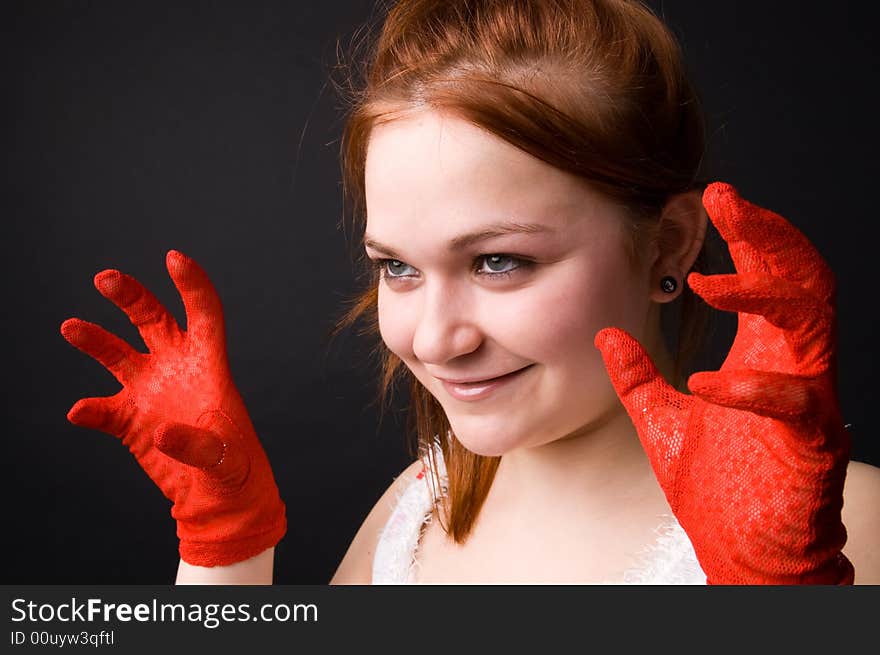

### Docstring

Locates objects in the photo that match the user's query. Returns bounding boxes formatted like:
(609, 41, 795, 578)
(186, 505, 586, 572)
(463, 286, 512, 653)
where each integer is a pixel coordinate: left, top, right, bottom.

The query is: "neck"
(488, 403, 658, 518)
(488, 340, 677, 519)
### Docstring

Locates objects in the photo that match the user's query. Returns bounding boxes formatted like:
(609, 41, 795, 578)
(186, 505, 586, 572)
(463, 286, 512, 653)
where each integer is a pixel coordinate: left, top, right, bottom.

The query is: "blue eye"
(370, 254, 531, 282)
(378, 259, 417, 278)
(479, 255, 518, 275)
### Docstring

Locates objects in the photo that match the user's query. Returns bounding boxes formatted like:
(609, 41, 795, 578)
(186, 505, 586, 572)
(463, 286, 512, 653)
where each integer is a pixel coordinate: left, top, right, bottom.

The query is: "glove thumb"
(154, 412, 249, 491)
(594, 327, 677, 408)
(594, 327, 691, 486)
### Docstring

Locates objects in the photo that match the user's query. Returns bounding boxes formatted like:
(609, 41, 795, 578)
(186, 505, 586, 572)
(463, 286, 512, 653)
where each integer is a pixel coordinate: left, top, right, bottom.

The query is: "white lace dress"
(372, 445, 707, 585)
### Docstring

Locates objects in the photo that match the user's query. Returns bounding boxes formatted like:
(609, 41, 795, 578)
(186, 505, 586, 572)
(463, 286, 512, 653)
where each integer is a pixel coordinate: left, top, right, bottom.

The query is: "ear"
(648, 190, 708, 303)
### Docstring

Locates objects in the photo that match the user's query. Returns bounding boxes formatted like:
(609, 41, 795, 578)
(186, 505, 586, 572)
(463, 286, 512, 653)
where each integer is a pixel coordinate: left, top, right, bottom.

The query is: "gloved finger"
(702, 183, 835, 303)
(688, 271, 834, 374)
(154, 421, 226, 468)
(154, 417, 249, 491)
(93, 269, 184, 353)
(60, 318, 145, 384)
(66, 393, 128, 436)
(594, 327, 692, 482)
(687, 271, 829, 332)
(165, 250, 226, 350)
(688, 368, 816, 423)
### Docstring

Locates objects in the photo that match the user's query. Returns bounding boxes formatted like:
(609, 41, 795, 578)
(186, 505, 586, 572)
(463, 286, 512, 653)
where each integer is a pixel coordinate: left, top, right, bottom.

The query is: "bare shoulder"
(329, 458, 426, 584)
(841, 459, 880, 584)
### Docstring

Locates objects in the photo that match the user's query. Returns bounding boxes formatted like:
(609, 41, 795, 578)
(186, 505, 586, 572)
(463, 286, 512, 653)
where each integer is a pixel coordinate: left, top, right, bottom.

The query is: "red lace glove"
(594, 182, 853, 584)
(61, 250, 287, 567)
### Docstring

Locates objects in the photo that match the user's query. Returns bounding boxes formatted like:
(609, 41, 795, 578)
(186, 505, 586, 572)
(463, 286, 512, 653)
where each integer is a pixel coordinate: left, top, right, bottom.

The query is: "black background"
(3, 1, 877, 584)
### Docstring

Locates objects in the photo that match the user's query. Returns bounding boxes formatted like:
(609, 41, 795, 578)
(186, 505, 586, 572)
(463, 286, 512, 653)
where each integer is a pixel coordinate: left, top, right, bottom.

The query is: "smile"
(439, 365, 534, 402)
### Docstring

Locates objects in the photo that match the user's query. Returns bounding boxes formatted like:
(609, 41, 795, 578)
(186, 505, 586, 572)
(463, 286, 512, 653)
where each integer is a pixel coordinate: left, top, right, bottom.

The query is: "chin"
(446, 414, 532, 457)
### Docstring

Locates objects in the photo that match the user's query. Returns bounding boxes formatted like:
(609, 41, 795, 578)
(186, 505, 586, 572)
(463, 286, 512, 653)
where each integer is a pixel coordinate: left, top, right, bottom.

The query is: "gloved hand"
(594, 182, 853, 584)
(61, 250, 287, 567)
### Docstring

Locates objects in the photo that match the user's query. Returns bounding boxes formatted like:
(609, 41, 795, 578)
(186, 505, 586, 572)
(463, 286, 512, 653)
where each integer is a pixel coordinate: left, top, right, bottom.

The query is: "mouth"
(439, 364, 534, 402)
(438, 365, 534, 385)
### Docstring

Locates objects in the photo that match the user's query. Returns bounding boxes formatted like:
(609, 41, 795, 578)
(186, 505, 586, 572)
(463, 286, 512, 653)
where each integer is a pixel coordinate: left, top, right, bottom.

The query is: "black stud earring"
(660, 276, 678, 293)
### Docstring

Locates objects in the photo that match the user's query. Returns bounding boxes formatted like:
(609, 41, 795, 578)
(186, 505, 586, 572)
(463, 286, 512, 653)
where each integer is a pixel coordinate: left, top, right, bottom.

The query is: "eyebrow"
(363, 221, 554, 258)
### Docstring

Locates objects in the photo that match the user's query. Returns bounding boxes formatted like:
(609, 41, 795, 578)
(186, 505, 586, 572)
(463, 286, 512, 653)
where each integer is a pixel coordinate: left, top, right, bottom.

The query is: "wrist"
(176, 546, 276, 584)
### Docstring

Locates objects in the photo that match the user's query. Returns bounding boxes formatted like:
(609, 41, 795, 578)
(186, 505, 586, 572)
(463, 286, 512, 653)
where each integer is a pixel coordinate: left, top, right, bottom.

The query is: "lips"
(438, 365, 533, 385)
(439, 364, 534, 402)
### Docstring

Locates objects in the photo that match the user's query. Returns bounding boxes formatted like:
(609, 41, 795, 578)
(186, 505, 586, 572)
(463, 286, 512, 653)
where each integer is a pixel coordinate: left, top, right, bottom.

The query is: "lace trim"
(371, 445, 706, 585)
(372, 441, 447, 584)
(615, 515, 707, 585)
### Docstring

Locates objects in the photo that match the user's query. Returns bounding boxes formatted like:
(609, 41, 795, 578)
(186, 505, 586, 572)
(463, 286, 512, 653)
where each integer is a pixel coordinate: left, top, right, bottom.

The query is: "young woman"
(60, 0, 880, 584)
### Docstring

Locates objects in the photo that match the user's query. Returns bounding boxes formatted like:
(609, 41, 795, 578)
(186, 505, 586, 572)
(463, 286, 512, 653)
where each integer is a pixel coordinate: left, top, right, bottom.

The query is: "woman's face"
(364, 110, 656, 456)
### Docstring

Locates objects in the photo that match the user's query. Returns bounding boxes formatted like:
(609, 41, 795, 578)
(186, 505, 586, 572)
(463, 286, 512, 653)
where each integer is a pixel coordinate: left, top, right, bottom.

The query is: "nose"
(411, 280, 482, 365)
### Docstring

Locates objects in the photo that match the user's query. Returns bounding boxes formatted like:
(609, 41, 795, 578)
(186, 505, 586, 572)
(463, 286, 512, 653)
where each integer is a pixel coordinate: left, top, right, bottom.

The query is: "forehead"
(365, 110, 530, 189)
(364, 110, 623, 241)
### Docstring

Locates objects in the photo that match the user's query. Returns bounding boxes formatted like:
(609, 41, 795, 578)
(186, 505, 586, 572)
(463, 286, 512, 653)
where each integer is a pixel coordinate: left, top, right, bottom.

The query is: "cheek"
(499, 259, 646, 363)
(376, 286, 416, 360)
